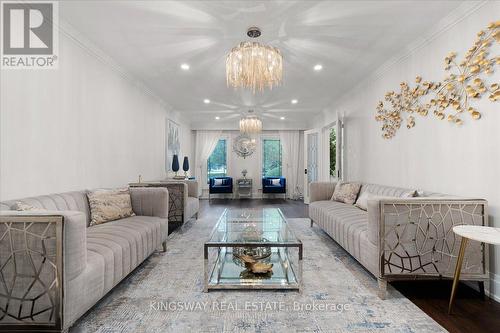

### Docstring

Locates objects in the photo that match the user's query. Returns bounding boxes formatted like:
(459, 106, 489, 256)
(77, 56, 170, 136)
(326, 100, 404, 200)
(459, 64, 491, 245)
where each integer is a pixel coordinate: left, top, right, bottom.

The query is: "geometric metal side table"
(448, 225, 500, 314)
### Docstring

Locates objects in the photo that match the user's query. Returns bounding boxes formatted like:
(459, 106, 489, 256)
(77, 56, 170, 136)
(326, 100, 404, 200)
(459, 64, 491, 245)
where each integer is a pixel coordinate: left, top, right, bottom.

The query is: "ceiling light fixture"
(291, 99, 298, 104)
(313, 64, 323, 71)
(239, 110, 262, 134)
(215, 116, 220, 120)
(226, 27, 283, 93)
(203, 99, 211, 104)
(180, 63, 190, 70)
(280, 116, 285, 120)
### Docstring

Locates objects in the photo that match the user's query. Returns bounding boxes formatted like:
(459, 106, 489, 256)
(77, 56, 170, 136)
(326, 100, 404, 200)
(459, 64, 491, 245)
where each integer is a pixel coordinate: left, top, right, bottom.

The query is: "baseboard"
(465, 271, 500, 302)
(487, 271, 500, 302)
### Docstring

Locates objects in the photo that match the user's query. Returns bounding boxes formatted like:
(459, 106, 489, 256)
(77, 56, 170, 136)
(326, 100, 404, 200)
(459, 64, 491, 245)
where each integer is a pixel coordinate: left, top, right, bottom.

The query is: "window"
(207, 139, 227, 181)
(329, 127, 337, 178)
(262, 139, 282, 177)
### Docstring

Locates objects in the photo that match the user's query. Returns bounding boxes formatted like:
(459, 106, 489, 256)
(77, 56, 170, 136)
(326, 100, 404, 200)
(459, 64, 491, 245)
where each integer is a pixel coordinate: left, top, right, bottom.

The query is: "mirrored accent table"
(236, 178, 252, 198)
(204, 208, 302, 291)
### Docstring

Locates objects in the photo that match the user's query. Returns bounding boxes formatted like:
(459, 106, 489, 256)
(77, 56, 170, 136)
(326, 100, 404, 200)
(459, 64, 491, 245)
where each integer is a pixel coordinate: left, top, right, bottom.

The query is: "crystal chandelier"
(226, 27, 283, 93)
(239, 115, 262, 134)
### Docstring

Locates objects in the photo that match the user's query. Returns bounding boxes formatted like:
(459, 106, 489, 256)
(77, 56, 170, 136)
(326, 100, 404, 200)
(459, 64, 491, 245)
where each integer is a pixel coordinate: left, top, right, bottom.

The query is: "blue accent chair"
(262, 177, 286, 198)
(209, 176, 233, 200)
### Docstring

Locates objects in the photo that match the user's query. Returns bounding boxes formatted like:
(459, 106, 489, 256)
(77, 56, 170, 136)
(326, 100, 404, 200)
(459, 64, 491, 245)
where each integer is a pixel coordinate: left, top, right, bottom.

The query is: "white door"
(304, 129, 321, 203)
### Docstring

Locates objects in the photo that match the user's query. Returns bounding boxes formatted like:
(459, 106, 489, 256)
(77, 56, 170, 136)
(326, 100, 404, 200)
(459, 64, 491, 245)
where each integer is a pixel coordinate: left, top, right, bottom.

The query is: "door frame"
(303, 128, 321, 204)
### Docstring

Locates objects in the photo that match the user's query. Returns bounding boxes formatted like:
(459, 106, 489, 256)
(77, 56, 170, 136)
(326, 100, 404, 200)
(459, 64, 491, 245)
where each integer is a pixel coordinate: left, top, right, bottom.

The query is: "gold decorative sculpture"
(376, 21, 499, 139)
(238, 254, 273, 274)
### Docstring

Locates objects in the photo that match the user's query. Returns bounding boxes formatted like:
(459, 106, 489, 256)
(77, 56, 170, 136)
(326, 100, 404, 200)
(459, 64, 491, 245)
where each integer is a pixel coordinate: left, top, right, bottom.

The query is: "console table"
(236, 178, 252, 198)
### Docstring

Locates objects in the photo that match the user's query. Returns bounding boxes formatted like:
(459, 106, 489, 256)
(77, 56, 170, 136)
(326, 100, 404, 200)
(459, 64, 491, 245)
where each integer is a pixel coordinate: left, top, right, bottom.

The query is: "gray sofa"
(308, 181, 489, 298)
(129, 180, 199, 224)
(0, 187, 168, 332)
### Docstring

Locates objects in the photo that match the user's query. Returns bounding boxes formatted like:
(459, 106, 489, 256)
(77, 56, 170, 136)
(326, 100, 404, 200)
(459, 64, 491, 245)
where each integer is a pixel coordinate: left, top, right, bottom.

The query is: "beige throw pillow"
(13, 201, 44, 211)
(354, 191, 372, 211)
(87, 188, 135, 226)
(331, 182, 361, 205)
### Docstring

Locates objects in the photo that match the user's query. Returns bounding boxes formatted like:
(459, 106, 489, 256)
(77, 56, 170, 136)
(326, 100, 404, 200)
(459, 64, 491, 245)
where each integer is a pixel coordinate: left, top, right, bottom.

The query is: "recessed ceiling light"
(291, 99, 298, 104)
(180, 63, 190, 70)
(313, 64, 323, 71)
(203, 99, 211, 104)
(215, 116, 220, 120)
(280, 116, 285, 120)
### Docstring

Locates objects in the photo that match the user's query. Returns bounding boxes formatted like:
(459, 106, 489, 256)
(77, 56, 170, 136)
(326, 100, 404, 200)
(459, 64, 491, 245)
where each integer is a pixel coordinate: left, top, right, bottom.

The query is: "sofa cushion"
(87, 188, 135, 226)
(331, 182, 361, 204)
(309, 200, 368, 260)
(87, 216, 163, 271)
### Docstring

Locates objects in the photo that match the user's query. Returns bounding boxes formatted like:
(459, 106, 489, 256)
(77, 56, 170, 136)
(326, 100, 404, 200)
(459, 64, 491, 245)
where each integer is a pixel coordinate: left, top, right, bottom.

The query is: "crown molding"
(57, 18, 192, 126)
(327, 0, 488, 112)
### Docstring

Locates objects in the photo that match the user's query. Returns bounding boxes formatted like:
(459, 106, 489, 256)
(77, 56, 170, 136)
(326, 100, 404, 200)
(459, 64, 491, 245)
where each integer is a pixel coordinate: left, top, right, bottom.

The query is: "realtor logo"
(1, 1, 58, 69)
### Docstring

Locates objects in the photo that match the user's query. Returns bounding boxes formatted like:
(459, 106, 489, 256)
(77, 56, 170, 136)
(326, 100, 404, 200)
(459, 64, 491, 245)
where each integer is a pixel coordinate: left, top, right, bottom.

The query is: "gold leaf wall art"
(375, 21, 499, 139)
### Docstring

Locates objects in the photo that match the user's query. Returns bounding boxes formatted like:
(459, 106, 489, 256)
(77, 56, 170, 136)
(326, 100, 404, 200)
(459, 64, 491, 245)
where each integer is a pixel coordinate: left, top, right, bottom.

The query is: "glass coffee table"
(204, 208, 302, 291)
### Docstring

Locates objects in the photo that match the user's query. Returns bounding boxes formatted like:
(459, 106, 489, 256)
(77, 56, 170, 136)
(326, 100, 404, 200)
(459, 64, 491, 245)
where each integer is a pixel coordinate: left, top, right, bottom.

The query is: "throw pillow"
(13, 201, 44, 211)
(354, 191, 372, 211)
(331, 182, 361, 205)
(214, 179, 223, 186)
(271, 179, 281, 186)
(87, 188, 135, 226)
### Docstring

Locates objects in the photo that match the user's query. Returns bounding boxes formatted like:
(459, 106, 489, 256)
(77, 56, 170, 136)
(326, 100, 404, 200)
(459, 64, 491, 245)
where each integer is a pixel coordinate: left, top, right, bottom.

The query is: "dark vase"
(182, 156, 189, 172)
(171, 154, 180, 174)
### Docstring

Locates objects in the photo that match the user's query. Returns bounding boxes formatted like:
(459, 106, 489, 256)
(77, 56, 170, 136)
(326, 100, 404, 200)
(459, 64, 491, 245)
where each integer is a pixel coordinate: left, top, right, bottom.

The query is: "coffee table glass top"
(206, 208, 301, 245)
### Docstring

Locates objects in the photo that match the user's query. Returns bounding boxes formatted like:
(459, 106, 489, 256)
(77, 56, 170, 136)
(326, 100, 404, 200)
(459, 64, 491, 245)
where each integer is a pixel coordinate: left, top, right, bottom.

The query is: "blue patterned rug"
(70, 216, 445, 332)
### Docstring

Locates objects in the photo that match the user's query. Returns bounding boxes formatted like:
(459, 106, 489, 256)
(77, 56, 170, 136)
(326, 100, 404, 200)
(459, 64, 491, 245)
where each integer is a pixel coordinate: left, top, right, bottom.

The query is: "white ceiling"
(60, 0, 465, 129)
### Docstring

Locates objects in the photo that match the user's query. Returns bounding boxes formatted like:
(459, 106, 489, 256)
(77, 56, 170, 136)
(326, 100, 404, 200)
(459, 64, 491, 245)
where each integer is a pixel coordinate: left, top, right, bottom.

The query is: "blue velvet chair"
(209, 176, 233, 200)
(262, 177, 286, 198)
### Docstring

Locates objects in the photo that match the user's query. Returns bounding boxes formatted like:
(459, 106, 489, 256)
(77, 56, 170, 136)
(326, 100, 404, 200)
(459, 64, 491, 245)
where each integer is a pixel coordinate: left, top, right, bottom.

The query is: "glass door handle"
(304, 169, 307, 174)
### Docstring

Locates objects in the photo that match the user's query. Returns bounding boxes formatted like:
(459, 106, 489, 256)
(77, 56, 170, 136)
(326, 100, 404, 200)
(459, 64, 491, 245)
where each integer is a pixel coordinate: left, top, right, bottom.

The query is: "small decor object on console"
(375, 21, 499, 139)
(87, 188, 135, 225)
(242, 169, 248, 179)
(182, 156, 189, 179)
(331, 182, 361, 205)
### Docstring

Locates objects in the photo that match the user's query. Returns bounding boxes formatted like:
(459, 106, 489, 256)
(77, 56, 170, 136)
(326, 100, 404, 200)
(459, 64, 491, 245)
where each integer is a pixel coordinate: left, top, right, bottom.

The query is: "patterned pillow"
(271, 179, 281, 186)
(87, 188, 135, 226)
(331, 182, 361, 205)
(214, 179, 223, 186)
(13, 201, 45, 211)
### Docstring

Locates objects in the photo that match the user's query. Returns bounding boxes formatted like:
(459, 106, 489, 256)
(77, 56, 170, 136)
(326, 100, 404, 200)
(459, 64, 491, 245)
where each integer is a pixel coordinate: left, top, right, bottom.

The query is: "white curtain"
(279, 130, 302, 199)
(195, 130, 222, 196)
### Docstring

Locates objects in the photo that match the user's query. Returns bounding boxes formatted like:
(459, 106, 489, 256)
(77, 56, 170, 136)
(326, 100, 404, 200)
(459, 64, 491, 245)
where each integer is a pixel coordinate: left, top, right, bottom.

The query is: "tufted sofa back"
(0, 191, 91, 225)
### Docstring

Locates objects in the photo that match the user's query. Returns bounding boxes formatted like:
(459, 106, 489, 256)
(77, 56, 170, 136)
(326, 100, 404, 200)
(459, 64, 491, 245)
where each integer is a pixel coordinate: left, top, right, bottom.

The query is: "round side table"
(448, 225, 500, 314)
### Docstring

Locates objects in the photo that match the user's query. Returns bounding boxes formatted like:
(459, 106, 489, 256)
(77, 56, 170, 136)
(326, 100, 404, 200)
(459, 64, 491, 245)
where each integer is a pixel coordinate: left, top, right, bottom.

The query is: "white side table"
(448, 225, 500, 314)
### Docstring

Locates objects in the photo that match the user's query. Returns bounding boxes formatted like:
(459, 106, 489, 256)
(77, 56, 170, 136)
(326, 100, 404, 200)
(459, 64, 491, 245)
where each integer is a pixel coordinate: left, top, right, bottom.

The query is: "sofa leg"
(377, 278, 387, 300)
(478, 281, 486, 300)
(162, 241, 167, 253)
(310, 220, 313, 227)
(195, 212, 199, 220)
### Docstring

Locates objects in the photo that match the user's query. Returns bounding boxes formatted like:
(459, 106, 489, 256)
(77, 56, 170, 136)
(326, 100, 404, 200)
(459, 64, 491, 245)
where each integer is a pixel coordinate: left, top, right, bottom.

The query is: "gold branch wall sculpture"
(375, 21, 499, 139)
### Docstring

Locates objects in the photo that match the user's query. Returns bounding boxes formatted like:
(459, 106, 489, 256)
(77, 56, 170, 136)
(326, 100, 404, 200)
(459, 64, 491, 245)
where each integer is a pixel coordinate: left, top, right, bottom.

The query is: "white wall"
(0, 26, 192, 200)
(198, 130, 304, 198)
(312, 2, 500, 300)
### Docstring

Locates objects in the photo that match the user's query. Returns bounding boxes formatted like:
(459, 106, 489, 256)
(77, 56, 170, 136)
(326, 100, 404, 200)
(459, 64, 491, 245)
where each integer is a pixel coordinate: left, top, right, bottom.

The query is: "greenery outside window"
(207, 139, 227, 182)
(329, 127, 337, 178)
(262, 139, 282, 177)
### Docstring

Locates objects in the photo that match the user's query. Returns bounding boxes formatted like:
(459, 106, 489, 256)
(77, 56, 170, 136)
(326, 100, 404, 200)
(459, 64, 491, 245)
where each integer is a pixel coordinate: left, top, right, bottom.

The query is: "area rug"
(70, 216, 445, 332)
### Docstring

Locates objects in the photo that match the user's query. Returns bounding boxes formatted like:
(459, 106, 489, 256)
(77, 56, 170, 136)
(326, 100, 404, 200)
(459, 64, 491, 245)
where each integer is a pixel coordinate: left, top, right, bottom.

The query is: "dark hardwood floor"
(198, 198, 500, 333)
